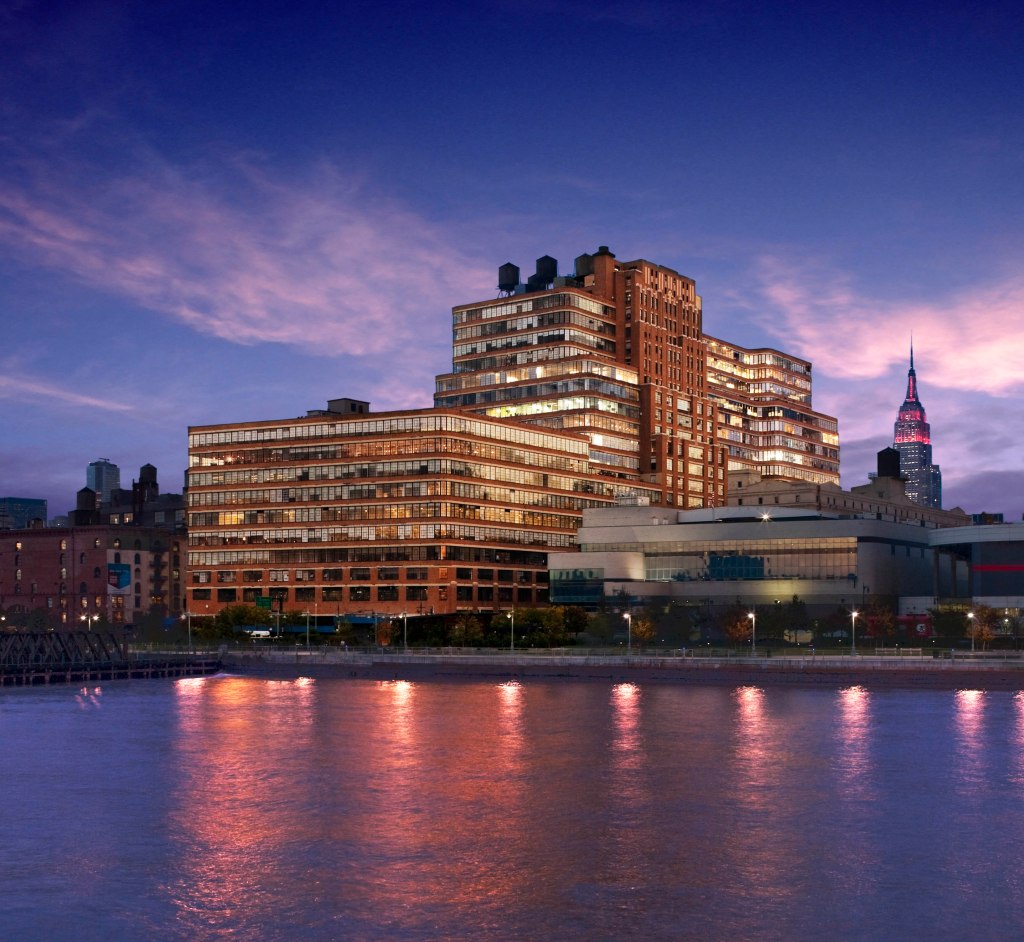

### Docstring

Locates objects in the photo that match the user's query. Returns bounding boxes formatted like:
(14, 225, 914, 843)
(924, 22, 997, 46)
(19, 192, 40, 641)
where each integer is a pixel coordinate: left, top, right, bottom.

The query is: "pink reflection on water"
(836, 685, 873, 801)
(954, 689, 986, 792)
(608, 681, 647, 887)
(733, 686, 773, 809)
(955, 689, 984, 743)
(1013, 692, 1024, 786)
(74, 685, 103, 710)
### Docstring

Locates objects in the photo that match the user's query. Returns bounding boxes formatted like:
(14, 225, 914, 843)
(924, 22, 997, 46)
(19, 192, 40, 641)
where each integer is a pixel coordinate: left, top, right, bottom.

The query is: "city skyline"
(1, 1, 1022, 519)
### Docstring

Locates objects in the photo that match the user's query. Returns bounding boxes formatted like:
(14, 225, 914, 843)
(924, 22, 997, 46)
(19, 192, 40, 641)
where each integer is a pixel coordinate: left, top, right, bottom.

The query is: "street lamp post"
(968, 611, 975, 653)
(80, 613, 98, 632)
(304, 611, 311, 648)
(507, 610, 515, 652)
(182, 611, 192, 652)
(402, 611, 408, 652)
(624, 612, 632, 654)
(851, 610, 859, 655)
(747, 611, 756, 656)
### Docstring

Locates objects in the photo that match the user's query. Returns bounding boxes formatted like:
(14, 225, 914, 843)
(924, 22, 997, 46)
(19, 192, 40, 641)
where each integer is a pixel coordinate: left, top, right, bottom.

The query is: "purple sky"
(1, 0, 1022, 520)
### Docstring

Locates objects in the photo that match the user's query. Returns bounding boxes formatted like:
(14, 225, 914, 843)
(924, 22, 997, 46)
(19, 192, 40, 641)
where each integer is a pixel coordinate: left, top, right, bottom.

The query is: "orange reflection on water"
(379, 679, 416, 750)
(836, 686, 873, 801)
(168, 676, 320, 935)
(498, 680, 525, 770)
(611, 683, 641, 764)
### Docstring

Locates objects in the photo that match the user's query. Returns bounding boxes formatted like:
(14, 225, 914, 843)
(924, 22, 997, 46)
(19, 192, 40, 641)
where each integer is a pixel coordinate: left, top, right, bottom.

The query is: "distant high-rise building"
(86, 459, 121, 506)
(72, 465, 186, 533)
(893, 344, 942, 508)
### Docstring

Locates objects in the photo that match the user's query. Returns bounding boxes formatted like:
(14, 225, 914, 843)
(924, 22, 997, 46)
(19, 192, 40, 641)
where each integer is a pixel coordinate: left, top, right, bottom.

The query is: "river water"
(2, 674, 1024, 941)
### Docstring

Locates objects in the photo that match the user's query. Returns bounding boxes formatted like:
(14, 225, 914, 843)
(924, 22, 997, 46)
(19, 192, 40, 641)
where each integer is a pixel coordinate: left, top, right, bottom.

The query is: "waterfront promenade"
(219, 646, 1024, 691)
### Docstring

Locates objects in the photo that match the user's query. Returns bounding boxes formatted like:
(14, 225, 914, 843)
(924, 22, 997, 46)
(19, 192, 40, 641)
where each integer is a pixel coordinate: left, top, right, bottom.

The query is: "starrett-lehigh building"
(186, 246, 838, 618)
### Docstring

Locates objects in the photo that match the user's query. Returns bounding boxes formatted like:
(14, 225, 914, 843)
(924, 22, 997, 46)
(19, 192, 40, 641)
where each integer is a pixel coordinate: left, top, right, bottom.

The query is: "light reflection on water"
(733, 685, 772, 808)
(169, 675, 321, 940)
(1014, 691, 1024, 787)
(953, 689, 986, 794)
(836, 685, 873, 802)
(5, 677, 1024, 940)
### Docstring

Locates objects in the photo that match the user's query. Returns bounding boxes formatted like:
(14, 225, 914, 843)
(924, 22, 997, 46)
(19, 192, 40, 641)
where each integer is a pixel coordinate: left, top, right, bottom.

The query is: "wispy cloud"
(744, 255, 1024, 396)
(0, 140, 492, 373)
(0, 372, 136, 413)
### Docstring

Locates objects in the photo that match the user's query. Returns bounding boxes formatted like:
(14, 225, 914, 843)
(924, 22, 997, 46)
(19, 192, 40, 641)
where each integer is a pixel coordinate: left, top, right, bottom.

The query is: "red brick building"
(0, 525, 183, 629)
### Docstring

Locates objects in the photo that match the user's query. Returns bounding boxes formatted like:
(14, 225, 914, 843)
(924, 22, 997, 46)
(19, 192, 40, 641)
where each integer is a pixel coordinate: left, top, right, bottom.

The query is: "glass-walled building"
(705, 337, 840, 485)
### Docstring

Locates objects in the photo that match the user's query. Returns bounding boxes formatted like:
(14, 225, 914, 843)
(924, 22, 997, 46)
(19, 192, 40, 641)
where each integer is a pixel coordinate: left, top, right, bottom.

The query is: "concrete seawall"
(221, 650, 1024, 692)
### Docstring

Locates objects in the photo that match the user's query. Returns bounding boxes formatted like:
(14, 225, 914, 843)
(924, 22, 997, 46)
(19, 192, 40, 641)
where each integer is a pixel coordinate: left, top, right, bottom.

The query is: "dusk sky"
(2, 0, 1022, 519)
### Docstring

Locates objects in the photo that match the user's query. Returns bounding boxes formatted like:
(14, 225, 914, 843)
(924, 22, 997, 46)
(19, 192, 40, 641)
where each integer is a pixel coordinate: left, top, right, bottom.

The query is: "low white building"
(550, 505, 939, 614)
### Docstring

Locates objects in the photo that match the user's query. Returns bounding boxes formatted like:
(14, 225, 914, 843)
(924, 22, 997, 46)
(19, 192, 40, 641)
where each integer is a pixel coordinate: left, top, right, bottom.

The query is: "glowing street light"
(507, 609, 515, 652)
(851, 609, 859, 655)
(80, 613, 99, 632)
(624, 612, 632, 654)
(967, 611, 976, 653)
(402, 611, 408, 652)
(747, 611, 756, 656)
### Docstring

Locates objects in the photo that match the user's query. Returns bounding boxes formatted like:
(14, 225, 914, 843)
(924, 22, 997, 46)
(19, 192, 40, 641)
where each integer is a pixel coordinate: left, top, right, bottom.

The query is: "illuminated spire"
(905, 339, 918, 402)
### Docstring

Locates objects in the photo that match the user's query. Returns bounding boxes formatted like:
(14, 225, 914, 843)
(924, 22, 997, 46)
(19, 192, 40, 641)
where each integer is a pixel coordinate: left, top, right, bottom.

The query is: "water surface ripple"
(2, 675, 1023, 941)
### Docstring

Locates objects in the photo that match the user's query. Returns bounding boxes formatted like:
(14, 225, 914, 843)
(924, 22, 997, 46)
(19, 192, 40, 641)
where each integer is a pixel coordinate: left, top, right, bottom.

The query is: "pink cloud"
(747, 255, 1024, 396)
(736, 255, 1024, 514)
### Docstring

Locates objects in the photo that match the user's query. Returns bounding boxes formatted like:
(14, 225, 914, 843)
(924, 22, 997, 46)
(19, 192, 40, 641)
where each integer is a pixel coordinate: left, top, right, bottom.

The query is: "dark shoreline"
(221, 651, 1024, 692)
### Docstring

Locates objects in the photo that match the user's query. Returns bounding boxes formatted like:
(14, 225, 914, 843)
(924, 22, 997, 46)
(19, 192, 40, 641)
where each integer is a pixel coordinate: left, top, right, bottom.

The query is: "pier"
(0, 631, 221, 687)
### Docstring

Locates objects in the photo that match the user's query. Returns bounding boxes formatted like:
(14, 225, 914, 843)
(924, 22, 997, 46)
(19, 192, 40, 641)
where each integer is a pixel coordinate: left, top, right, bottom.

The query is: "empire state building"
(893, 345, 942, 508)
